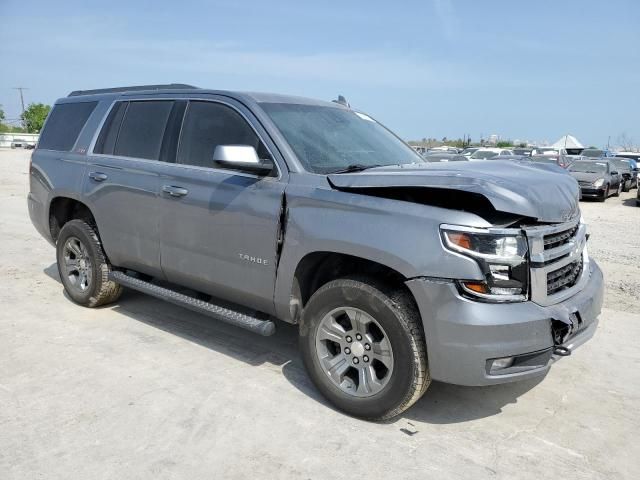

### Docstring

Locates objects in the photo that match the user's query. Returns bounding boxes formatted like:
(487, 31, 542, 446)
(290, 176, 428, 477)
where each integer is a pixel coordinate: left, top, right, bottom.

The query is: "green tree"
(0, 105, 5, 123)
(496, 140, 514, 148)
(21, 103, 51, 133)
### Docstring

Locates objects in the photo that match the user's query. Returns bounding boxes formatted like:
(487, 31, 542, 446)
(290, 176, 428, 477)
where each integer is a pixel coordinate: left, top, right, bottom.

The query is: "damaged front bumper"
(405, 259, 604, 386)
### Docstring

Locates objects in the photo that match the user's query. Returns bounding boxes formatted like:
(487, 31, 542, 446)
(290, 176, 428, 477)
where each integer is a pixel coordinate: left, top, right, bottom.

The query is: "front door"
(158, 99, 287, 314)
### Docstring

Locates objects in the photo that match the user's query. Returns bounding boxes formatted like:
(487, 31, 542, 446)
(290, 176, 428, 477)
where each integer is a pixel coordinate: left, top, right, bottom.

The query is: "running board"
(109, 271, 276, 336)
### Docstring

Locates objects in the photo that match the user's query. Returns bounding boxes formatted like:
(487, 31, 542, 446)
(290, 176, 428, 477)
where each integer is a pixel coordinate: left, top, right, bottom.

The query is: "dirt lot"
(1, 149, 638, 479)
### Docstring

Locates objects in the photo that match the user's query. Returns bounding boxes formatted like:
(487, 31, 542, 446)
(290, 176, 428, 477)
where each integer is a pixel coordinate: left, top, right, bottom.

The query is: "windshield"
(569, 161, 607, 173)
(582, 149, 604, 158)
(261, 103, 423, 174)
(470, 150, 498, 159)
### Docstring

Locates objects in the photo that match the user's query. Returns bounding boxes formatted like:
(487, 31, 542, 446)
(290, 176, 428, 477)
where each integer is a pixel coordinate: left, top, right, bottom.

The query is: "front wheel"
(56, 219, 123, 307)
(613, 181, 622, 197)
(299, 276, 430, 420)
(622, 179, 630, 193)
(598, 185, 609, 202)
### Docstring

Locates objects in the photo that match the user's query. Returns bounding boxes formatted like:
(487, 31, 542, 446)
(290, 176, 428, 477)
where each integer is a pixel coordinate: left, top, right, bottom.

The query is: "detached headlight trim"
(441, 224, 529, 303)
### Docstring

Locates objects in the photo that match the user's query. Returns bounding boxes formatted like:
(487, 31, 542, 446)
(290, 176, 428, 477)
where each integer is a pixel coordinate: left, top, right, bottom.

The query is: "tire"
(598, 185, 608, 202)
(622, 179, 630, 193)
(56, 219, 123, 307)
(299, 276, 429, 420)
(613, 182, 621, 197)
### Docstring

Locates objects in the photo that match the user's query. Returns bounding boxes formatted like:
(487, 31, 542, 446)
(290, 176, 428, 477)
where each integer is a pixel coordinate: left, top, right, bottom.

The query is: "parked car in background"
(529, 155, 563, 166)
(580, 148, 612, 159)
(530, 147, 572, 167)
(613, 153, 639, 189)
(568, 160, 623, 201)
(469, 148, 513, 160)
(10, 138, 36, 149)
(461, 147, 480, 157)
(531, 147, 562, 156)
(424, 153, 468, 162)
(609, 157, 636, 191)
(486, 154, 527, 161)
(614, 152, 640, 162)
(512, 148, 532, 156)
(427, 146, 460, 154)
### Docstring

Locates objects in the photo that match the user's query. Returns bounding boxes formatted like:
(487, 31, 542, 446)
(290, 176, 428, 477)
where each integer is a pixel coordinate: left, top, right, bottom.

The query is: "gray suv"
(28, 84, 604, 419)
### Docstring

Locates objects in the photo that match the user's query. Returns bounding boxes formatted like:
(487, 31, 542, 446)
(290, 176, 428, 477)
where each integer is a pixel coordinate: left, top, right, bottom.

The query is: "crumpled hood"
(327, 161, 580, 223)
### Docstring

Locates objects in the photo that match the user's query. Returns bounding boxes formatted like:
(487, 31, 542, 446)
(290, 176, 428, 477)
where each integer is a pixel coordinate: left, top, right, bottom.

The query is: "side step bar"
(109, 271, 276, 336)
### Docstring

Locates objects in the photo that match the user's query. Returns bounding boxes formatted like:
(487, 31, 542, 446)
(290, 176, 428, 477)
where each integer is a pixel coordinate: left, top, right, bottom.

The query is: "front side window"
(260, 103, 422, 174)
(177, 101, 270, 168)
(38, 101, 97, 151)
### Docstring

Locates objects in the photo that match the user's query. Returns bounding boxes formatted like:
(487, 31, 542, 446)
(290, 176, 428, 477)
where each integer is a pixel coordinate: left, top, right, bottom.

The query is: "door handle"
(89, 172, 108, 182)
(162, 185, 189, 197)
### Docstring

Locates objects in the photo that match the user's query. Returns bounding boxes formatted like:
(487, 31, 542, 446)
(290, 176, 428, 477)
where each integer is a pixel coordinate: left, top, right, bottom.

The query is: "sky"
(1, 0, 639, 147)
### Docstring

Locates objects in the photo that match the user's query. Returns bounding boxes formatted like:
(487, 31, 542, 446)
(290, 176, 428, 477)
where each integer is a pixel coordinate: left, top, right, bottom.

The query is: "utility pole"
(12, 87, 28, 129)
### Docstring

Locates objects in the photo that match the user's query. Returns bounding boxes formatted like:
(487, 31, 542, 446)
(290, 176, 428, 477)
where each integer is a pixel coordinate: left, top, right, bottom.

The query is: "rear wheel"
(622, 179, 630, 193)
(56, 220, 122, 307)
(299, 276, 429, 420)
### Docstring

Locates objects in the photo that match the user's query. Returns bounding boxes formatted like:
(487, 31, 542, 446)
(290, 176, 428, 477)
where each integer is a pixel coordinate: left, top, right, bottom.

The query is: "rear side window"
(177, 101, 270, 168)
(108, 101, 174, 160)
(38, 101, 97, 151)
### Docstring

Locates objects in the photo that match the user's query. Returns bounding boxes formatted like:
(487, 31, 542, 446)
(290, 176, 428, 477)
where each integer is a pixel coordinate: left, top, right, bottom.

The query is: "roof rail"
(68, 84, 199, 97)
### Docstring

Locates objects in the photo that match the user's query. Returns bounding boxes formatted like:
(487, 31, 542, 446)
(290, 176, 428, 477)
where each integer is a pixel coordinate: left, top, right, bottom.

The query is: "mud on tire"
(56, 219, 122, 307)
(299, 275, 430, 420)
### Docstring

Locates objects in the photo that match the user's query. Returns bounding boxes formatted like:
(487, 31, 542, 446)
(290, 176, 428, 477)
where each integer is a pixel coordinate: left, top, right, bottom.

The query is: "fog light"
(490, 356, 515, 372)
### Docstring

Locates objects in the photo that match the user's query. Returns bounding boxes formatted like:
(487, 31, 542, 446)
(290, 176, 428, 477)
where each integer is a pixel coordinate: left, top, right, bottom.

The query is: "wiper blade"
(329, 164, 383, 174)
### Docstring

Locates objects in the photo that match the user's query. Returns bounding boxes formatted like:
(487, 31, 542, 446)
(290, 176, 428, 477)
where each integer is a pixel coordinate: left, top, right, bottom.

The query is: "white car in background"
(469, 148, 513, 160)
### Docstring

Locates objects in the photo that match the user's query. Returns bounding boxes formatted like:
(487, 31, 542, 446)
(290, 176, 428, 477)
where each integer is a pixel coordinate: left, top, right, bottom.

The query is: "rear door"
(83, 99, 183, 277)
(158, 98, 287, 314)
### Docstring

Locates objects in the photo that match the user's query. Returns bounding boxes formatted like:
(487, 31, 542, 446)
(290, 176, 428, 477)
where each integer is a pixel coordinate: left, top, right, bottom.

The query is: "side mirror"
(213, 145, 274, 175)
(610, 170, 619, 175)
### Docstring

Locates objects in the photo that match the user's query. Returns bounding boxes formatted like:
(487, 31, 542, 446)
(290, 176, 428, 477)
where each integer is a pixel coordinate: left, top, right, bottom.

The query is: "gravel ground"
(579, 192, 640, 312)
(1, 149, 639, 480)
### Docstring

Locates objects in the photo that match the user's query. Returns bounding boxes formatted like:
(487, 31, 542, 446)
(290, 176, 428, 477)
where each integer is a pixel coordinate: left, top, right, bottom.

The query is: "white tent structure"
(552, 134, 584, 150)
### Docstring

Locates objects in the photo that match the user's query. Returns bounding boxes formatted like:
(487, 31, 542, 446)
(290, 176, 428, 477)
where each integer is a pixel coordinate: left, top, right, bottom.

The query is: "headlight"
(593, 178, 604, 188)
(441, 225, 529, 302)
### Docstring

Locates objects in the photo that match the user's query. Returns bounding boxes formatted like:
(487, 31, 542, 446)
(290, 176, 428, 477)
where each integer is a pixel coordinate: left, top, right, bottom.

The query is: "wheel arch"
(48, 196, 97, 243)
(283, 251, 412, 324)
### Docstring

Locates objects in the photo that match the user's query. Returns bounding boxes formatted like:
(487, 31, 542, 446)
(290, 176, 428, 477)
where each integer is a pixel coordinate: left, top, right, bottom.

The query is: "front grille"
(577, 181, 592, 187)
(543, 224, 579, 250)
(547, 258, 583, 295)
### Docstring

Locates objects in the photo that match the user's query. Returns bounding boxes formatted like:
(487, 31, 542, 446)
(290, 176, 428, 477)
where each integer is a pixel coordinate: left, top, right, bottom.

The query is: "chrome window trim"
(87, 96, 283, 181)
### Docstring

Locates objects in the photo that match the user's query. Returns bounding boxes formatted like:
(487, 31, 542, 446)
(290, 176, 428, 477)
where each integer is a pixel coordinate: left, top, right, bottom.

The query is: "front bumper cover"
(406, 260, 604, 386)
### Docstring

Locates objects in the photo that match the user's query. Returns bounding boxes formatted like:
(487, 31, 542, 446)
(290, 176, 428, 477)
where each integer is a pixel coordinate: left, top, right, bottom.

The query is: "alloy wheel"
(62, 236, 93, 292)
(315, 307, 394, 397)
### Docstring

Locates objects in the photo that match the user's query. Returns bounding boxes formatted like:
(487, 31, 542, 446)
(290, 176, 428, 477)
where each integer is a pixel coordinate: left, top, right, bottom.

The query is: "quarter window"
(38, 101, 98, 151)
(177, 101, 270, 168)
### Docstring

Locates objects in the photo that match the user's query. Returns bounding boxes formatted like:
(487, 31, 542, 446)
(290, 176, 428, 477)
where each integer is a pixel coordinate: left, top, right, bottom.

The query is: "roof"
(551, 134, 584, 149)
(63, 84, 343, 108)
